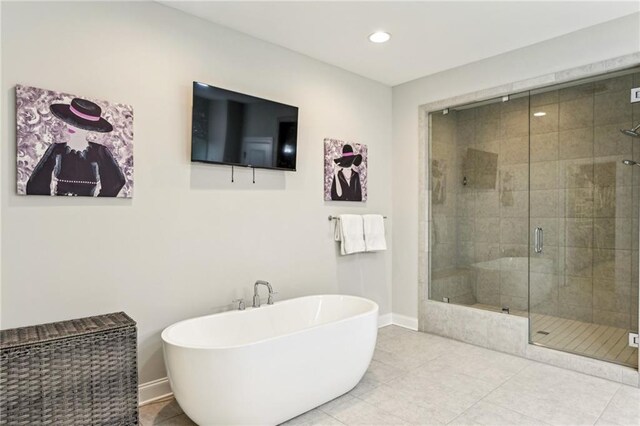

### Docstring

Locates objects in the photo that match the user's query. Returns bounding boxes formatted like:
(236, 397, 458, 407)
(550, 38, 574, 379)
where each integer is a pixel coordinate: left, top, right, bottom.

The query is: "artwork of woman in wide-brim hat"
(330, 144, 363, 201)
(26, 98, 126, 197)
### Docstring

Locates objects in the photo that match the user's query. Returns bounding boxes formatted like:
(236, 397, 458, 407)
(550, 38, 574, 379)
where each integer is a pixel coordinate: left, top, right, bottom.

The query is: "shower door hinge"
(631, 87, 640, 103)
(629, 333, 639, 348)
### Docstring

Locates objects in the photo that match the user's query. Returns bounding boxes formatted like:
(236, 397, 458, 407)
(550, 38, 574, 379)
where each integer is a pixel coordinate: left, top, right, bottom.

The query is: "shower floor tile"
(530, 313, 638, 368)
(470, 303, 638, 369)
(139, 325, 639, 426)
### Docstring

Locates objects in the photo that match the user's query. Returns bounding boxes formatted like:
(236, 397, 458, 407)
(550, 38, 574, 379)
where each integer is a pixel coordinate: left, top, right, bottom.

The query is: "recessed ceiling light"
(369, 31, 391, 43)
(533, 111, 546, 117)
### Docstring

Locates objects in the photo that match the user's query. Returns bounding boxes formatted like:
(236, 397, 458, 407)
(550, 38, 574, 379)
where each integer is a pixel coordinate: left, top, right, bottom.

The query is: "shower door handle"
(534, 227, 544, 254)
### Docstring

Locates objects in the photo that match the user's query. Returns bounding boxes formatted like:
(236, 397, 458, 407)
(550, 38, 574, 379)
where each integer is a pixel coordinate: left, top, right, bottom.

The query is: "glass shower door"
(528, 69, 640, 369)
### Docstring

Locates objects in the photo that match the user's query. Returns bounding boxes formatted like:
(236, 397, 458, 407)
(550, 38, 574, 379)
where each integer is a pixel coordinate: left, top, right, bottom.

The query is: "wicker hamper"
(0, 312, 138, 425)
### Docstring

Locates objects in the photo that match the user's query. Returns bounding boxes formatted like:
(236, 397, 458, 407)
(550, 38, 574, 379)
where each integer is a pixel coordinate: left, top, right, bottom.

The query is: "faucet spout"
(253, 280, 274, 308)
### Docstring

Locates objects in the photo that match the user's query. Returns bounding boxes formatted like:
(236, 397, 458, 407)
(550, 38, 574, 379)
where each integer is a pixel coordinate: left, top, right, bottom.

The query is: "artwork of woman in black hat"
(24, 97, 126, 197)
(330, 144, 363, 201)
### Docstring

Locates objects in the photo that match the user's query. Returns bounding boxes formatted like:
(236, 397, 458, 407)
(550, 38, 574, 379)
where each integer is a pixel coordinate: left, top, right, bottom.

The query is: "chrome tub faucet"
(253, 280, 276, 307)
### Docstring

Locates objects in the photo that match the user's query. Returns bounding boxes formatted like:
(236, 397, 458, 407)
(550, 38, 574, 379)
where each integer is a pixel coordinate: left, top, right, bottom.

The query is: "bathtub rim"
(161, 294, 379, 350)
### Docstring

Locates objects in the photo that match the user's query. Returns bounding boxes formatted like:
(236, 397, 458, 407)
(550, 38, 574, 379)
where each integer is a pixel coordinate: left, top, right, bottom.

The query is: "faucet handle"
(232, 298, 246, 310)
(267, 292, 278, 305)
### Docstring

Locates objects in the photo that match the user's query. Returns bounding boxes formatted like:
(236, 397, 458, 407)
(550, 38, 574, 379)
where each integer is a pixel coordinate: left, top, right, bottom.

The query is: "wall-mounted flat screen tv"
(191, 82, 299, 171)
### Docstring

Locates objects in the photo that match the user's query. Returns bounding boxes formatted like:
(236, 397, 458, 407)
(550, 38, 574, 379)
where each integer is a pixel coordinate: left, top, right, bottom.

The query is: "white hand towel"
(334, 214, 365, 255)
(363, 214, 387, 251)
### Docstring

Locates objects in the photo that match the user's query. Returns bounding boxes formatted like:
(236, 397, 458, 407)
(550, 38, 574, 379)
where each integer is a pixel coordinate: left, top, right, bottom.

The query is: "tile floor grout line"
(472, 359, 624, 426)
(402, 347, 457, 372)
(353, 394, 411, 424)
(444, 397, 485, 425)
(318, 393, 405, 425)
(362, 365, 498, 425)
(456, 362, 553, 425)
(355, 371, 446, 423)
(373, 335, 540, 425)
(161, 412, 183, 424)
(432, 355, 523, 426)
(369, 357, 412, 375)
(447, 399, 554, 426)
(139, 399, 186, 426)
(319, 409, 348, 426)
(592, 384, 623, 426)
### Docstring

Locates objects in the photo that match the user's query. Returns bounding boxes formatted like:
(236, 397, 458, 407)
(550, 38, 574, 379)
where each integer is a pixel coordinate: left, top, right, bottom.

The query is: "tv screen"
(191, 82, 299, 171)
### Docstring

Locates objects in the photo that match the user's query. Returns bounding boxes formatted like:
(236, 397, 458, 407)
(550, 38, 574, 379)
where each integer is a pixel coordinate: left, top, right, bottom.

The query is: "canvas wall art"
(324, 138, 368, 202)
(16, 85, 134, 197)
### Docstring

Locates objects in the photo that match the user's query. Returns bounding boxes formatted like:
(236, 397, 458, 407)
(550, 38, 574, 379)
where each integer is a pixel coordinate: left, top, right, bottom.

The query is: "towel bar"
(328, 215, 387, 221)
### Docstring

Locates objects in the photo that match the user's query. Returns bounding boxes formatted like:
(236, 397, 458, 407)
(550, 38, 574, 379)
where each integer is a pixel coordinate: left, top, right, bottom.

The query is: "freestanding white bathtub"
(161, 295, 378, 425)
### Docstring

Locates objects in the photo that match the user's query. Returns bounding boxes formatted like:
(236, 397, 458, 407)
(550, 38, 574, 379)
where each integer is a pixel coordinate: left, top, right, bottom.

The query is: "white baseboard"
(378, 313, 419, 330)
(391, 313, 419, 331)
(139, 377, 172, 406)
(378, 313, 393, 328)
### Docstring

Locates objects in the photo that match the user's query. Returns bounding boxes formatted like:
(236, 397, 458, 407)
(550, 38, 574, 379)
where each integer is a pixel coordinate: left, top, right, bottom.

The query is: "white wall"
(391, 13, 640, 319)
(0, 1, 392, 384)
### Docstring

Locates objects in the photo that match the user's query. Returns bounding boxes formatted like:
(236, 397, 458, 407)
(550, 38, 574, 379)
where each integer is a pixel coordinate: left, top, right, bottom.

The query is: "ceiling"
(161, 1, 640, 86)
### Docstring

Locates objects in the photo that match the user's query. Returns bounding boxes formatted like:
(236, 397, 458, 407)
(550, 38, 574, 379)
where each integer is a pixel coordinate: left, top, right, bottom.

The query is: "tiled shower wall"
(528, 72, 640, 329)
(430, 96, 531, 311)
(429, 71, 640, 330)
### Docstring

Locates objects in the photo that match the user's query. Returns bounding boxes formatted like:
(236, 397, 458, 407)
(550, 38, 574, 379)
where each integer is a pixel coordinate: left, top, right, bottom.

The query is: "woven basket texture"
(0, 312, 138, 425)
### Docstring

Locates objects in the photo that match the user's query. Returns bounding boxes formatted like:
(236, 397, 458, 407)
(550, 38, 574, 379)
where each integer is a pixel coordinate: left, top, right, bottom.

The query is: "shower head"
(622, 159, 640, 167)
(620, 124, 640, 138)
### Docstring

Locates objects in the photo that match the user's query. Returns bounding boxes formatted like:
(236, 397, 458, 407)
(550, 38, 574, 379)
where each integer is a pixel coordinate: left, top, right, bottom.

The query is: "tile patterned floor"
(139, 325, 640, 425)
(530, 313, 638, 369)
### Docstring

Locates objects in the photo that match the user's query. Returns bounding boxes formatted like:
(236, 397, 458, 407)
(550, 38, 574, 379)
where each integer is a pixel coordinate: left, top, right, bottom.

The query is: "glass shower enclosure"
(428, 67, 640, 369)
